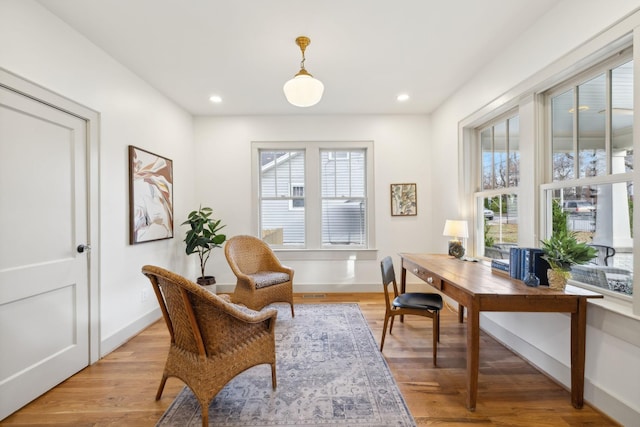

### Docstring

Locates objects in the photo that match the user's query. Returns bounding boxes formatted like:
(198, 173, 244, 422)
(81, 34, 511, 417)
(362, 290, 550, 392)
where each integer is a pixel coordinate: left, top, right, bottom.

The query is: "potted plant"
(182, 206, 226, 286)
(540, 230, 597, 290)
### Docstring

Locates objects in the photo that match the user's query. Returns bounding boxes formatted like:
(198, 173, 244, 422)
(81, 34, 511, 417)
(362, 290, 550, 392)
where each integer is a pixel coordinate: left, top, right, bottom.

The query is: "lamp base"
(448, 240, 465, 258)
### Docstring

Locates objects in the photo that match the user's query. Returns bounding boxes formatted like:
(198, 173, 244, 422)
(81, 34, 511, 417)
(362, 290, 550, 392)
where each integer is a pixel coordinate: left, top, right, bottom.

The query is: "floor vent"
(302, 294, 326, 299)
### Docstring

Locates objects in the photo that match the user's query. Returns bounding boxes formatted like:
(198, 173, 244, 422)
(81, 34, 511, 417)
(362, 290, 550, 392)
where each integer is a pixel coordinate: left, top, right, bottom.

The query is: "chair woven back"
(144, 266, 205, 355)
(226, 235, 282, 274)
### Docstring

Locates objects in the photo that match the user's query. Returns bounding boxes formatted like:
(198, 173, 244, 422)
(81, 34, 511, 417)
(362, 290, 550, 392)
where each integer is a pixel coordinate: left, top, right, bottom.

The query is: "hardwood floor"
(2, 293, 618, 426)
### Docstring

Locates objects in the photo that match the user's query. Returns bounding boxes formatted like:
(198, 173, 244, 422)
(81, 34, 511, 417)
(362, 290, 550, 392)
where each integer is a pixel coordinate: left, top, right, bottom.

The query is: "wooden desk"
(400, 253, 603, 411)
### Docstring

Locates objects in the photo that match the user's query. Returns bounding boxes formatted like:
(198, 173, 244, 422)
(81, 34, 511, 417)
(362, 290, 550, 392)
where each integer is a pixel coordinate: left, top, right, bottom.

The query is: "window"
(543, 54, 633, 297)
(290, 184, 304, 209)
(254, 142, 374, 249)
(321, 149, 366, 245)
(476, 114, 520, 259)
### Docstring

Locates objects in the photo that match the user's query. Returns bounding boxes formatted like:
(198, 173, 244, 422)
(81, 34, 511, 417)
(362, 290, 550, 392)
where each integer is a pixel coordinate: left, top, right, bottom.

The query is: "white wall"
(429, 1, 640, 424)
(193, 115, 433, 292)
(0, 0, 196, 355)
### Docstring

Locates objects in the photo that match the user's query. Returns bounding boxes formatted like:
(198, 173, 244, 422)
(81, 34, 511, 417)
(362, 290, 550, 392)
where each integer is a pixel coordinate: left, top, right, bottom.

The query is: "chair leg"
(271, 362, 277, 389)
(201, 402, 208, 427)
(389, 315, 395, 334)
(290, 302, 295, 318)
(432, 314, 438, 366)
(380, 315, 390, 351)
(155, 373, 168, 400)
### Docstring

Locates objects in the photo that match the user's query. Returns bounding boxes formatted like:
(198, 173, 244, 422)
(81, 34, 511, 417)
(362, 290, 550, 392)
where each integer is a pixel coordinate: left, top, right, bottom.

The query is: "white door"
(0, 84, 90, 420)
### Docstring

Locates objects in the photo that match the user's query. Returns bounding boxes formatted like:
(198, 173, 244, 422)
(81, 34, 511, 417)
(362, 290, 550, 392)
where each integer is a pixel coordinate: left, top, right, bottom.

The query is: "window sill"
(572, 281, 640, 348)
(272, 248, 378, 261)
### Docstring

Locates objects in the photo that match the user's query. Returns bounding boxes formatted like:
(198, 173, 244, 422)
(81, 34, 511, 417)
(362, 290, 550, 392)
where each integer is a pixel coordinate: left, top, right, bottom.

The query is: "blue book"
(520, 248, 528, 280)
(509, 247, 520, 279)
(491, 259, 510, 272)
(522, 248, 530, 280)
(531, 250, 550, 285)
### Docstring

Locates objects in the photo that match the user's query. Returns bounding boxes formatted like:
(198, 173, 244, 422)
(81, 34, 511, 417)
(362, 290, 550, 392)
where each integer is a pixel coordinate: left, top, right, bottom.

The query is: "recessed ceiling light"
(209, 95, 222, 103)
(396, 93, 410, 102)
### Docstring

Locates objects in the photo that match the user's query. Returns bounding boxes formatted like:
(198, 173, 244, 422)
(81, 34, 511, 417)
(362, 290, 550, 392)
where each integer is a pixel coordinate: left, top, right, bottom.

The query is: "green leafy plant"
(551, 199, 568, 235)
(182, 206, 226, 279)
(484, 218, 495, 248)
(540, 230, 597, 272)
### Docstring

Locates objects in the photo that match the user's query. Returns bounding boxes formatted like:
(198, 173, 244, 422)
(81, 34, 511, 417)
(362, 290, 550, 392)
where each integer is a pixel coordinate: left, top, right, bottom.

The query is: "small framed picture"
(390, 183, 417, 216)
(129, 146, 174, 244)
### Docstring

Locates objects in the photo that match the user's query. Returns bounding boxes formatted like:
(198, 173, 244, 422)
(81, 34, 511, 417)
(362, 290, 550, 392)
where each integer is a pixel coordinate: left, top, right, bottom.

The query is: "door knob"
(77, 244, 91, 253)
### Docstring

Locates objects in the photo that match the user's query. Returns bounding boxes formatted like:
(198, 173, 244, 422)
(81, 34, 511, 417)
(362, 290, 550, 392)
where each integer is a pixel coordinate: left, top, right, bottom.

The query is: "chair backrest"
(142, 265, 249, 357)
(142, 265, 207, 355)
(588, 244, 616, 266)
(380, 256, 399, 311)
(225, 235, 281, 275)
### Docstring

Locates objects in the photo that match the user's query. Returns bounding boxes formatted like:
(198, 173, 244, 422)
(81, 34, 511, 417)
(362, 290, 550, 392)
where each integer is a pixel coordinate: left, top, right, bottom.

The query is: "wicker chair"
(225, 235, 295, 316)
(141, 265, 277, 427)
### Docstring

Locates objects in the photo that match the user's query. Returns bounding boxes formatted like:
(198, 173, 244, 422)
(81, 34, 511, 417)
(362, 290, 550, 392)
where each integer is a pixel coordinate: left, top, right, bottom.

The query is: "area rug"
(156, 303, 415, 426)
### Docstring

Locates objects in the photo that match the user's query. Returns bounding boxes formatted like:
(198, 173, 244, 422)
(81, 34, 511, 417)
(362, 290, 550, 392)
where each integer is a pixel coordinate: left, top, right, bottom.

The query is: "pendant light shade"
(283, 36, 324, 107)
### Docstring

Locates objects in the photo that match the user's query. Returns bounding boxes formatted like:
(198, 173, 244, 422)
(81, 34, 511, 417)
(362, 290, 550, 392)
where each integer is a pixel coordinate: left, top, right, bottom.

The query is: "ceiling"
(37, 0, 562, 116)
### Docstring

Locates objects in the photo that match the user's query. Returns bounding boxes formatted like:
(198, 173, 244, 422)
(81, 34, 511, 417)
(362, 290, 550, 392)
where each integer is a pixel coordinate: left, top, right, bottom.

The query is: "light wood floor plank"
(1, 293, 619, 426)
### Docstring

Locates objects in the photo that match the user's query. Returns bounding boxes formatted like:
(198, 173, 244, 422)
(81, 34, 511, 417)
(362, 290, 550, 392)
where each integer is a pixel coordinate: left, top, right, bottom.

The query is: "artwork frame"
(390, 183, 417, 216)
(129, 145, 174, 244)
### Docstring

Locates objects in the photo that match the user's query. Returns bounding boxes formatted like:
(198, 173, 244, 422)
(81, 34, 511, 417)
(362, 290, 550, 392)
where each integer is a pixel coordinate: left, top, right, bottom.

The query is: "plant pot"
(196, 276, 216, 286)
(547, 268, 569, 291)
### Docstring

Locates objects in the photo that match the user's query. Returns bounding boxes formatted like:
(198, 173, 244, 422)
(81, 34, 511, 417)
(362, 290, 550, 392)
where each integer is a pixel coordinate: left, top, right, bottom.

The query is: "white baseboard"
(215, 283, 381, 294)
(100, 307, 162, 357)
(480, 314, 639, 426)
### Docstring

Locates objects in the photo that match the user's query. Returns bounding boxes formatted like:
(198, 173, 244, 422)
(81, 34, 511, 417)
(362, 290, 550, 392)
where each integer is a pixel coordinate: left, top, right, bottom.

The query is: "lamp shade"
(283, 73, 324, 107)
(442, 220, 469, 239)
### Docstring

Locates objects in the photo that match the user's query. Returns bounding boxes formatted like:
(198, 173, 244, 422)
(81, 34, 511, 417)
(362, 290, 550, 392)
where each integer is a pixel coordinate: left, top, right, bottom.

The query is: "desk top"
(401, 253, 603, 299)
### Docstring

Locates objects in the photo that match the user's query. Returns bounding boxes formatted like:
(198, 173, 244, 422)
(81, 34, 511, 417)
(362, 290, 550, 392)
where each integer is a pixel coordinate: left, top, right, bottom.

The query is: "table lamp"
(442, 220, 469, 258)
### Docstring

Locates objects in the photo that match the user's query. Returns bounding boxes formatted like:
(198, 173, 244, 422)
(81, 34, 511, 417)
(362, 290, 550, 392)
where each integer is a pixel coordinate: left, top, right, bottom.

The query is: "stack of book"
(490, 247, 550, 285)
(490, 258, 510, 277)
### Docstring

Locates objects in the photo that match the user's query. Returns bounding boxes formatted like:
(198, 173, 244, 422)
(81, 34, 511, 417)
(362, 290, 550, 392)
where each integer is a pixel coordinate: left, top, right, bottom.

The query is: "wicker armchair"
(141, 265, 277, 427)
(225, 235, 295, 316)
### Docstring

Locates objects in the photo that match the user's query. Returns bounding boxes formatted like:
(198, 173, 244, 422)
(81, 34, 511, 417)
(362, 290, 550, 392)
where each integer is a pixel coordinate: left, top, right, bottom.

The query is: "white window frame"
(473, 111, 521, 258)
(252, 141, 376, 257)
(541, 50, 634, 302)
(458, 22, 639, 350)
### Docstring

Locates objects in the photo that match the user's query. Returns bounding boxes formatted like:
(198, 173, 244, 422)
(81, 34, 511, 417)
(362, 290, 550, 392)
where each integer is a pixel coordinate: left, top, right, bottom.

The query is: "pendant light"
(283, 36, 324, 107)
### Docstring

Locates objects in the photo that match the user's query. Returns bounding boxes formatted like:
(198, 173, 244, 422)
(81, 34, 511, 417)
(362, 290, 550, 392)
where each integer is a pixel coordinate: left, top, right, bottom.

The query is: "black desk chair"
(379, 256, 443, 365)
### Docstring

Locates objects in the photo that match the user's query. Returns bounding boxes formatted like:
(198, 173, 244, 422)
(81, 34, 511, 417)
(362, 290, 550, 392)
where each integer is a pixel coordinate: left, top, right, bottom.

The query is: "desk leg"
(458, 303, 464, 323)
(570, 298, 587, 409)
(466, 302, 479, 411)
(400, 266, 407, 323)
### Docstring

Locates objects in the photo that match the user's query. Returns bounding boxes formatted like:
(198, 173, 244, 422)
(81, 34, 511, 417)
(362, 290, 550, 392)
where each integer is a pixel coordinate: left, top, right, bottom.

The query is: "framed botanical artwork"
(390, 183, 417, 216)
(129, 146, 174, 244)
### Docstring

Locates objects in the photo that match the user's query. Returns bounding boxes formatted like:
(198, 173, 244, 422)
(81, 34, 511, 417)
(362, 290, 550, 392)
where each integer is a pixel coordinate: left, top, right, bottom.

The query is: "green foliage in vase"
(182, 206, 226, 279)
(540, 230, 597, 272)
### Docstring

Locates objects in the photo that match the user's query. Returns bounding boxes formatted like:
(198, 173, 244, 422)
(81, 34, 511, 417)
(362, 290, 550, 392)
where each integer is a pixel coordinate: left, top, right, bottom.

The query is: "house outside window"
(542, 54, 633, 297)
(290, 184, 305, 209)
(476, 114, 520, 260)
(254, 142, 374, 249)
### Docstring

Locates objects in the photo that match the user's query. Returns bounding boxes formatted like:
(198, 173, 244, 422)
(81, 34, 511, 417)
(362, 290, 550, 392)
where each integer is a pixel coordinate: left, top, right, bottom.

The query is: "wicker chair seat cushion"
(251, 271, 290, 289)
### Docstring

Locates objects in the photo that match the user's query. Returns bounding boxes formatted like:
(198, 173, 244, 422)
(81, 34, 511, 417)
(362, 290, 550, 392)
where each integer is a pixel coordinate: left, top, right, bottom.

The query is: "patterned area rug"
(156, 303, 415, 426)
